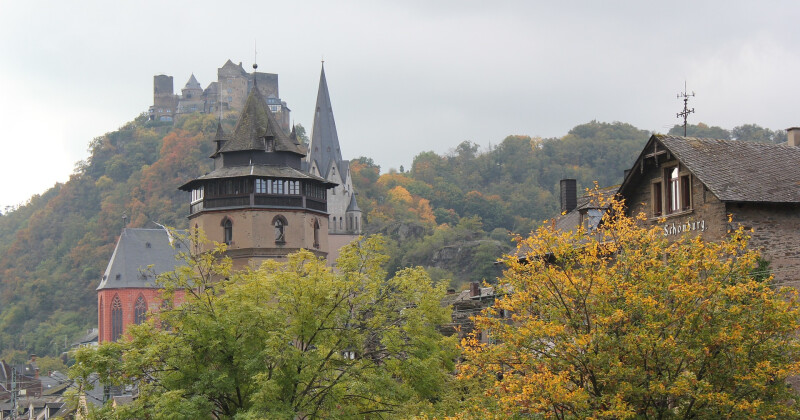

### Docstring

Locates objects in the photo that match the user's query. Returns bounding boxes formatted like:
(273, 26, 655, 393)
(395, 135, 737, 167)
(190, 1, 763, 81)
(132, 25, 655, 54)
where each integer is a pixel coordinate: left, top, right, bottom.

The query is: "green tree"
(458, 199, 800, 419)
(71, 235, 457, 419)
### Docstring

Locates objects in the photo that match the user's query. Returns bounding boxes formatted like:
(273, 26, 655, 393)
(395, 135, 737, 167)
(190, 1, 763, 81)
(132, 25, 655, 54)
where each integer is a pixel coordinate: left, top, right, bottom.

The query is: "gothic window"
(111, 295, 123, 342)
(340, 217, 343, 230)
(223, 218, 233, 245)
(99, 296, 104, 342)
(273, 215, 288, 244)
(314, 219, 321, 248)
(134, 295, 147, 325)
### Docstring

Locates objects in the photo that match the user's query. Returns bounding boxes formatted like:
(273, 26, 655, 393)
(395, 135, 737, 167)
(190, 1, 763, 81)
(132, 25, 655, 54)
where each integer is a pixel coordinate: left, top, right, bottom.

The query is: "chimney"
(469, 282, 481, 297)
(788, 127, 800, 147)
(560, 179, 577, 213)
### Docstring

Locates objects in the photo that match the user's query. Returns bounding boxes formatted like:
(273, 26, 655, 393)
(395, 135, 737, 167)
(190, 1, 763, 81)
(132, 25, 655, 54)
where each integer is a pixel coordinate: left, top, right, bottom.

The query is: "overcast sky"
(1, 1, 799, 211)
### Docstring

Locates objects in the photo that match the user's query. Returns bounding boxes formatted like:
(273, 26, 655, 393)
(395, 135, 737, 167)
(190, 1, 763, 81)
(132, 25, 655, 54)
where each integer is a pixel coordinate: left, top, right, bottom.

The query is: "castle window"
(134, 295, 147, 325)
(255, 178, 267, 194)
(288, 181, 299, 195)
(273, 215, 288, 244)
(223, 218, 233, 245)
(271, 180, 284, 195)
(111, 295, 123, 342)
(313, 219, 320, 249)
(191, 186, 204, 203)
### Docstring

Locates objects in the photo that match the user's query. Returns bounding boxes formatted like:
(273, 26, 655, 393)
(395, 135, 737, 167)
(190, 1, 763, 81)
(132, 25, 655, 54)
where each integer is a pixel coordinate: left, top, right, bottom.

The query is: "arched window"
(222, 218, 233, 245)
(99, 296, 104, 342)
(313, 218, 320, 249)
(111, 295, 123, 342)
(339, 217, 343, 230)
(134, 294, 147, 325)
(273, 215, 288, 244)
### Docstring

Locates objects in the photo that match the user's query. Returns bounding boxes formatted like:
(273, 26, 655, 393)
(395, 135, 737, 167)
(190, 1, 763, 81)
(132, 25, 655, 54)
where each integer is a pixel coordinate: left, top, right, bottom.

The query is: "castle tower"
(149, 75, 177, 121)
(96, 228, 187, 343)
(176, 74, 205, 115)
(305, 63, 363, 243)
(179, 77, 335, 270)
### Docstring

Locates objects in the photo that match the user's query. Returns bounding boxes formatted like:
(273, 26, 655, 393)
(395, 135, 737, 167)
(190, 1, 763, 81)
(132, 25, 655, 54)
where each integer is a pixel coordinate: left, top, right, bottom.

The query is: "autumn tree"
(71, 234, 458, 419)
(458, 199, 800, 419)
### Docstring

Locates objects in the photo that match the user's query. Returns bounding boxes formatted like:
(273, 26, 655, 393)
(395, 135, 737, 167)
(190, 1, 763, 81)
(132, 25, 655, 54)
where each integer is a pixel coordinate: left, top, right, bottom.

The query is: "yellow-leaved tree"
(457, 198, 800, 419)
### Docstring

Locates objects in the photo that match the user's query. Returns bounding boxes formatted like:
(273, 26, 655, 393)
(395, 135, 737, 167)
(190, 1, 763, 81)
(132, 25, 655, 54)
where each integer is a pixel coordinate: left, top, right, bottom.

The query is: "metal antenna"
(676, 81, 695, 136)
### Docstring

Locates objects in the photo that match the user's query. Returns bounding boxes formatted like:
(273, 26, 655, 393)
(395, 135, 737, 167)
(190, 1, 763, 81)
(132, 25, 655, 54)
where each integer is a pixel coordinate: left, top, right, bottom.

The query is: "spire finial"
(254, 40, 258, 69)
(676, 81, 695, 136)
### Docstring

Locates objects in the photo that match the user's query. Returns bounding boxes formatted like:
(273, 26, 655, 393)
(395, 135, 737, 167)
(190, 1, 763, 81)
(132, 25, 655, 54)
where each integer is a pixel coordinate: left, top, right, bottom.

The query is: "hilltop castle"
(148, 59, 291, 133)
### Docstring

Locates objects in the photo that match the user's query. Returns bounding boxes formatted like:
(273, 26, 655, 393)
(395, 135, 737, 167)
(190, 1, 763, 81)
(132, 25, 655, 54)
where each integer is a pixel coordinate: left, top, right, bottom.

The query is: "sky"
(1, 1, 799, 211)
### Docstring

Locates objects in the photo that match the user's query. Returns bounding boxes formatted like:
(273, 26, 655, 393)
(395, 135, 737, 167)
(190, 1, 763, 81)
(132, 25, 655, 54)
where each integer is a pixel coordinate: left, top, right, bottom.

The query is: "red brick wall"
(97, 288, 185, 343)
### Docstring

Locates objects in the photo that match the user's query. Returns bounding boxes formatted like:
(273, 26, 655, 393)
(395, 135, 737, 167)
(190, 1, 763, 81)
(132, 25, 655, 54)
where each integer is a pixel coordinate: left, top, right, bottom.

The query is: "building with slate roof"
(149, 59, 291, 133)
(96, 228, 187, 343)
(179, 71, 336, 269)
(617, 129, 800, 286)
(303, 64, 363, 260)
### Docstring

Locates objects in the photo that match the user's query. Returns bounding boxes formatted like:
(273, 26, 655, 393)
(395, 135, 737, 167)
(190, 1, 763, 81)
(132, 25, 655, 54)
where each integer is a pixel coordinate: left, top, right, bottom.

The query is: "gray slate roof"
(184, 74, 201, 89)
(97, 228, 187, 290)
(652, 135, 800, 203)
(180, 164, 335, 190)
(219, 85, 305, 155)
(346, 192, 361, 212)
(307, 64, 344, 178)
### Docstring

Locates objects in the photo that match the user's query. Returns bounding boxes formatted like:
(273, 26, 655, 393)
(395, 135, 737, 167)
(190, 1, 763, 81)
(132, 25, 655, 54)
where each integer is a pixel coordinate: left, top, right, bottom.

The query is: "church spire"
(308, 62, 343, 178)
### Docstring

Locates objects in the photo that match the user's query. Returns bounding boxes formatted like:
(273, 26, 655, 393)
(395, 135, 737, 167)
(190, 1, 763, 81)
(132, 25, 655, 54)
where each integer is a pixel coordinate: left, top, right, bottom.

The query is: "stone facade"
(618, 134, 800, 285)
(190, 208, 328, 271)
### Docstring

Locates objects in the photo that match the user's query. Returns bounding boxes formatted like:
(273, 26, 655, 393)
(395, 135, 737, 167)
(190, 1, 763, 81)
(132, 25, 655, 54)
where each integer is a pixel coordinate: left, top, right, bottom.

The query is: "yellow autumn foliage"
(456, 196, 800, 419)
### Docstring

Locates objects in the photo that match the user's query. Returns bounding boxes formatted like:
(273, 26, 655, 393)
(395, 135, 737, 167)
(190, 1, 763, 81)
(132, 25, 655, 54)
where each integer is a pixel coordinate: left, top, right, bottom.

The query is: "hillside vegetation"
(0, 115, 784, 360)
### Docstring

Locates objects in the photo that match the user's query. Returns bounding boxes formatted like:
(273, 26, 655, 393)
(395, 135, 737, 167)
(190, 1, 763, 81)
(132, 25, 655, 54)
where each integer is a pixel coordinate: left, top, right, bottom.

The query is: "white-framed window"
(255, 179, 267, 194)
(653, 166, 692, 216)
(288, 181, 299, 195)
(191, 186, 204, 203)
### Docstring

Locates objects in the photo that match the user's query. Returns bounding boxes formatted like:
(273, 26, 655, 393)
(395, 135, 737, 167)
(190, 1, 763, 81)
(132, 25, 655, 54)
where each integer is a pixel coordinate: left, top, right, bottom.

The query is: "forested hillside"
(0, 115, 785, 361)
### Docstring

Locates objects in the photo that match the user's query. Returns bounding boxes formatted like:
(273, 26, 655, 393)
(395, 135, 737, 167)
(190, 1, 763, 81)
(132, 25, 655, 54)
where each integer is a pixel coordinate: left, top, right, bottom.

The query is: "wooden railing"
(190, 194, 326, 214)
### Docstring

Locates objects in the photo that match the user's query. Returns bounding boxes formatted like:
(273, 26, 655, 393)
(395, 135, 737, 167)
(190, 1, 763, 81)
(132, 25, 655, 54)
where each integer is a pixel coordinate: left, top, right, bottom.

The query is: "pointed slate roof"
(219, 86, 305, 155)
(620, 134, 800, 203)
(97, 228, 187, 290)
(220, 59, 247, 76)
(184, 74, 201, 89)
(308, 64, 343, 178)
(346, 193, 361, 212)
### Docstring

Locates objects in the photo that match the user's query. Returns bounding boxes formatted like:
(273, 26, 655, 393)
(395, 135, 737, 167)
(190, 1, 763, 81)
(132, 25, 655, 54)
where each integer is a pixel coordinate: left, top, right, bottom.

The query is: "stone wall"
(729, 203, 800, 286)
(624, 160, 800, 286)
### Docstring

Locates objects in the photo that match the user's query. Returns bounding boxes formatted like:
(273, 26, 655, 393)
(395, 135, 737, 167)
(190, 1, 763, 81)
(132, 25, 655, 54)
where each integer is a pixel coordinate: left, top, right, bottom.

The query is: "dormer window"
(265, 137, 274, 152)
(653, 166, 692, 217)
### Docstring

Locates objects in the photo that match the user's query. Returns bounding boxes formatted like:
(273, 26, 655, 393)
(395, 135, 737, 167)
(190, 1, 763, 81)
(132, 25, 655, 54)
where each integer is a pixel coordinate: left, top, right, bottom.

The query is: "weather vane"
(676, 81, 695, 136)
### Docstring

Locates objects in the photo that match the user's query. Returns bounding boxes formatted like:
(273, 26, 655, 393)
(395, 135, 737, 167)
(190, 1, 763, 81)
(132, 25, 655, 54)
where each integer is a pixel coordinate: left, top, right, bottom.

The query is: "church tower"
(304, 63, 363, 244)
(180, 70, 335, 270)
